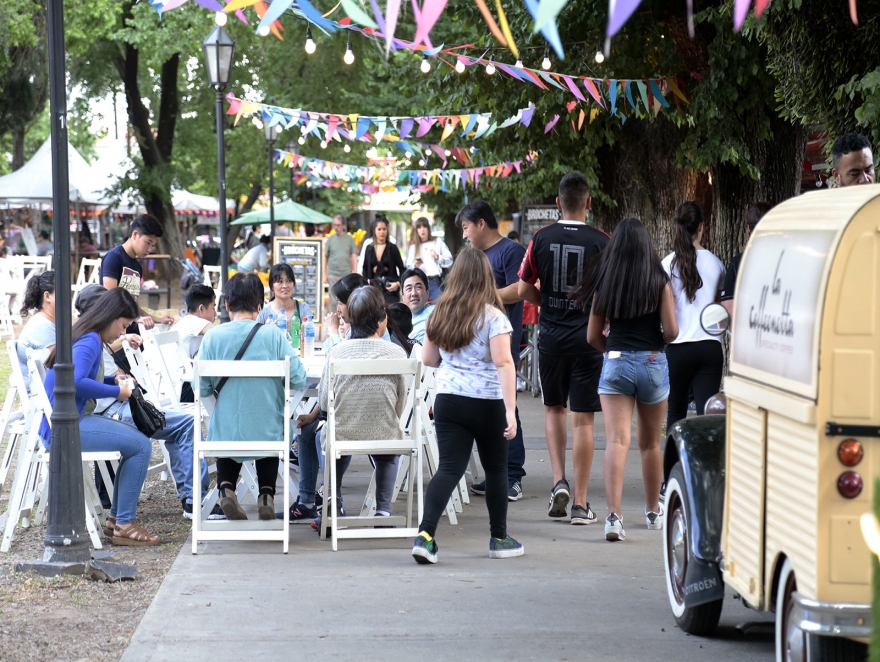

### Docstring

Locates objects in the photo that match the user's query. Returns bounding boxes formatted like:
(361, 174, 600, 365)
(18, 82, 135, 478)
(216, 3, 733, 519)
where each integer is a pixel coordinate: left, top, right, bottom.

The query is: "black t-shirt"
(606, 310, 665, 352)
(101, 244, 144, 334)
(519, 221, 609, 355)
(719, 252, 743, 302)
(484, 237, 527, 366)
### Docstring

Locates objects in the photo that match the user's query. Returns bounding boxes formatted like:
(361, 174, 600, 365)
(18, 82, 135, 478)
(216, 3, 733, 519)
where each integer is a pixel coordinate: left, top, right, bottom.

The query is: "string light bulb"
(595, 50, 605, 64)
(485, 59, 496, 75)
(320, 140, 328, 149)
(541, 50, 551, 70)
(420, 54, 431, 74)
(444, 149, 451, 157)
(297, 136, 306, 145)
(214, 11, 227, 26)
(343, 144, 351, 153)
(514, 58, 523, 69)
(419, 159, 426, 167)
(343, 38, 355, 65)
(304, 24, 316, 54)
(405, 151, 413, 158)
(455, 59, 466, 74)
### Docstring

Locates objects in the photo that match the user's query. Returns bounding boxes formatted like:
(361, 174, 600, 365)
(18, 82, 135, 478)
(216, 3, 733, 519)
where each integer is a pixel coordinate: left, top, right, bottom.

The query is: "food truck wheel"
(776, 559, 806, 662)
(664, 463, 723, 635)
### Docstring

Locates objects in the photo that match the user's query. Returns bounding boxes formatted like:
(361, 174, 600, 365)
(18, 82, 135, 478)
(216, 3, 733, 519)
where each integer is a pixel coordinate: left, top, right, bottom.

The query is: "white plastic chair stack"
(202, 266, 222, 308)
(192, 357, 291, 554)
(71, 256, 101, 299)
(321, 358, 423, 551)
(0, 341, 30, 493)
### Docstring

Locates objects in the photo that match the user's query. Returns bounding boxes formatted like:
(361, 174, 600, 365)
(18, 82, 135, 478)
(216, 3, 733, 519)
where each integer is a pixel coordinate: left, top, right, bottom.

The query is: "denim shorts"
(598, 351, 670, 405)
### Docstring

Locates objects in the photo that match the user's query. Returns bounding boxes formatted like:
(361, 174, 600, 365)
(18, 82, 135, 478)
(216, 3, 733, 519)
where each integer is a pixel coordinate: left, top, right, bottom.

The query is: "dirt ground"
(0, 303, 191, 662)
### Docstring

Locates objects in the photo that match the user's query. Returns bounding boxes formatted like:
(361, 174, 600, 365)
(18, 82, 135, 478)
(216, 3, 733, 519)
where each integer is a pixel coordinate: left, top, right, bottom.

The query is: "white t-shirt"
(662, 249, 725, 344)
(404, 239, 453, 278)
(435, 305, 512, 400)
(171, 314, 211, 379)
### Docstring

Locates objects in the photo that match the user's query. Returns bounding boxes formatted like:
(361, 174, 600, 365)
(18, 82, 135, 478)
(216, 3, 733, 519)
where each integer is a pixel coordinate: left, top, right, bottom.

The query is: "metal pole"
(269, 143, 275, 246)
(216, 87, 230, 324)
(19, 0, 90, 574)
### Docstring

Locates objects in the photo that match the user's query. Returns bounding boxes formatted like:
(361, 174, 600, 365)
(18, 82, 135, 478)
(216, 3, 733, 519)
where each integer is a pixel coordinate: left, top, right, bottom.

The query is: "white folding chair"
(192, 357, 291, 554)
(321, 358, 423, 551)
(73, 257, 101, 290)
(0, 340, 31, 491)
(0, 294, 16, 340)
(203, 266, 222, 307)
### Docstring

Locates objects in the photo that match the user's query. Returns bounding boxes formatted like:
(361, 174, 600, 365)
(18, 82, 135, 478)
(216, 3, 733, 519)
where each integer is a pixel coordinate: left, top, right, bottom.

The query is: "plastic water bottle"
(303, 318, 315, 358)
(290, 306, 302, 351)
(276, 308, 289, 340)
(265, 311, 276, 327)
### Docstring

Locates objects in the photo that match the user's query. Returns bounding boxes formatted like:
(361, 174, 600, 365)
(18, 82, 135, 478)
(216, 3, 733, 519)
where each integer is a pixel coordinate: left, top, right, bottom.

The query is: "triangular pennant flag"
(461, 114, 478, 136)
(416, 117, 435, 137)
(520, 107, 535, 128)
(636, 80, 649, 113)
(563, 76, 587, 102)
(648, 79, 670, 108)
(356, 116, 371, 139)
(582, 78, 605, 107)
(399, 118, 415, 139)
(625, 81, 637, 111)
(544, 114, 560, 133)
(608, 80, 618, 115)
(375, 119, 387, 142)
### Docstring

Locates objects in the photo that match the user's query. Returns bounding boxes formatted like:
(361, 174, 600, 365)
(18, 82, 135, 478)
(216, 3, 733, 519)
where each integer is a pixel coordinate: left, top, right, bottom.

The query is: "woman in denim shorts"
(575, 218, 679, 542)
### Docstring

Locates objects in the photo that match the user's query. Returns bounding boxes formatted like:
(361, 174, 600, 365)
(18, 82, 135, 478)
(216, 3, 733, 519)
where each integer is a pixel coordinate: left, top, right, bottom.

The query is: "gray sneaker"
(570, 503, 597, 525)
(508, 481, 523, 502)
(547, 479, 570, 518)
(489, 535, 525, 559)
(605, 513, 626, 541)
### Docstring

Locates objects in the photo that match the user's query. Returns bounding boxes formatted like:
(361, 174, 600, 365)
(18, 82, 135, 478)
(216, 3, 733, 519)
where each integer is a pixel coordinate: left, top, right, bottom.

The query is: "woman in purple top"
(40, 288, 160, 546)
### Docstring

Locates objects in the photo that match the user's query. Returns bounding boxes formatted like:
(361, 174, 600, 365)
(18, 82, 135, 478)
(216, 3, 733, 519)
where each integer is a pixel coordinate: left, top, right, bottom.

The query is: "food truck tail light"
(837, 471, 863, 499)
(838, 439, 864, 467)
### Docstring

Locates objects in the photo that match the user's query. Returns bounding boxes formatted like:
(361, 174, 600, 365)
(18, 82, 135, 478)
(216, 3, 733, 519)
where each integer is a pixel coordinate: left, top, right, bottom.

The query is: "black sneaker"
(207, 503, 226, 520)
(277, 500, 318, 524)
(659, 481, 667, 504)
(470, 480, 486, 496)
(547, 479, 570, 518)
(508, 481, 523, 501)
(489, 535, 524, 559)
(570, 503, 597, 525)
(182, 499, 193, 520)
(412, 533, 438, 564)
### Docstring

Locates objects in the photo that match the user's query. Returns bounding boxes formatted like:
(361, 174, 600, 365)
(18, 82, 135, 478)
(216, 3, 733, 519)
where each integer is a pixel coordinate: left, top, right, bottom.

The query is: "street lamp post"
(264, 116, 279, 246)
(203, 23, 236, 324)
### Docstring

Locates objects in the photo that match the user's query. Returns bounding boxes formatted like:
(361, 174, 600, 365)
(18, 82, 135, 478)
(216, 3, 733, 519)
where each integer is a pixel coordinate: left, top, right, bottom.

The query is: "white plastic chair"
(203, 266, 222, 308)
(192, 357, 292, 554)
(71, 256, 101, 300)
(321, 358, 423, 551)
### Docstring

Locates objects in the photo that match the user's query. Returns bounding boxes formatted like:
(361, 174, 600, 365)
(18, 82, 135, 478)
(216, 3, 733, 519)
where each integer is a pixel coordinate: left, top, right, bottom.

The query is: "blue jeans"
(598, 351, 670, 405)
(80, 415, 152, 524)
(507, 405, 526, 484)
(427, 276, 443, 302)
(298, 422, 351, 506)
(101, 401, 208, 504)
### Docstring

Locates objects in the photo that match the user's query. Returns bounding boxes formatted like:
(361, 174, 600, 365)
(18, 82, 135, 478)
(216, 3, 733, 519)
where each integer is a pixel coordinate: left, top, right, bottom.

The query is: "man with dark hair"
(518, 172, 609, 526)
(455, 199, 527, 501)
(237, 234, 271, 273)
(172, 284, 217, 403)
(831, 133, 875, 187)
(37, 230, 53, 257)
(720, 202, 772, 316)
(400, 267, 434, 343)
(101, 213, 174, 331)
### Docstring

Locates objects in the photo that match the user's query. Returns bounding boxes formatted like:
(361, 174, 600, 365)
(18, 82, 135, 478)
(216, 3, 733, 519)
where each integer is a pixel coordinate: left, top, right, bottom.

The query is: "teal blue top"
(195, 319, 307, 443)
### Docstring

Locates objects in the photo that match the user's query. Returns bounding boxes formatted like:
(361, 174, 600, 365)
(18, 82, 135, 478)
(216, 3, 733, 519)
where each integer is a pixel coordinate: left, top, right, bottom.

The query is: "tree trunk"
(12, 125, 25, 171)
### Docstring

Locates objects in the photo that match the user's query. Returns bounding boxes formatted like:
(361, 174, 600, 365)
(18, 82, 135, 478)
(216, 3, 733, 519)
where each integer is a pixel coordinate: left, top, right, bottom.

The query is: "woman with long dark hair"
(579, 218, 679, 542)
(412, 247, 523, 564)
(405, 217, 452, 301)
(362, 216, 405, 304)
(39, 288, 162, 545)
(16, 271, 55, 393)
(661, 202, 726, 434)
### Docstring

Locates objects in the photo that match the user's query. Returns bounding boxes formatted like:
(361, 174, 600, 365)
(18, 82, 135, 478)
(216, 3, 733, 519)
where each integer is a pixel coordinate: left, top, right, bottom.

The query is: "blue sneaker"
(489, 535, 524, 559)
(412, 533, 438, 564)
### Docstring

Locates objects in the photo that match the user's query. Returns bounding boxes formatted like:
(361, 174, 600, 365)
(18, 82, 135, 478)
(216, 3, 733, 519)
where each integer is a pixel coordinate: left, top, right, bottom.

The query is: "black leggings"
(666, 340, 724, 433)
(216, 457, 279, 496)
(420, 394, 508, 539)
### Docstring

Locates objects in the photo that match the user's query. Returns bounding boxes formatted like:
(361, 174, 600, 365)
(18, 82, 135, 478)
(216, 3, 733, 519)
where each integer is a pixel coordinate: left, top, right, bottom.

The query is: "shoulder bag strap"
(213, 322, 262, 398)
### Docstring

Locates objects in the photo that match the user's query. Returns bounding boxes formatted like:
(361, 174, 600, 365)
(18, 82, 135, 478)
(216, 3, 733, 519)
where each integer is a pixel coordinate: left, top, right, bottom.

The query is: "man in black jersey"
(518, 173, 609, 525)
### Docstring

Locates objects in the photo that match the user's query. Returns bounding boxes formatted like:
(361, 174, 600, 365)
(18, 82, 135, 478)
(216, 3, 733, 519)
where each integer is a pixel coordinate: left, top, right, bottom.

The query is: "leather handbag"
(128, 384, 165, 438)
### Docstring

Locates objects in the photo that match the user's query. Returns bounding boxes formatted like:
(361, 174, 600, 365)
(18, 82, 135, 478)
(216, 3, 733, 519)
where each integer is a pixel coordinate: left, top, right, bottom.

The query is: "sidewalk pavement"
(122, 395, 774, 661)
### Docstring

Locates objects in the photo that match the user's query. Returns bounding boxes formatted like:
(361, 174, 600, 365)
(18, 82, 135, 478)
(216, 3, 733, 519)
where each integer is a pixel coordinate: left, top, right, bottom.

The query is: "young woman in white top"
(405, 217, 452, 302)
(661, 201, 726, 435)
(412, 247, 523, 564)
(255, 262, 312, 326)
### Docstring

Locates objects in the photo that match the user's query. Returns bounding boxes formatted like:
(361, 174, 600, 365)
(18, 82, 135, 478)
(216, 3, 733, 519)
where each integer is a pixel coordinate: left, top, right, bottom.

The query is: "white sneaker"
(645, 509, 663, 530)
(605, 513, 625, 541)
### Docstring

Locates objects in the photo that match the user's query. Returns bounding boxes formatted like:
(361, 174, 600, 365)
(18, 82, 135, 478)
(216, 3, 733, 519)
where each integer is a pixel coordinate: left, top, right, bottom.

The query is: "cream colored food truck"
(662, 186, 880, 661)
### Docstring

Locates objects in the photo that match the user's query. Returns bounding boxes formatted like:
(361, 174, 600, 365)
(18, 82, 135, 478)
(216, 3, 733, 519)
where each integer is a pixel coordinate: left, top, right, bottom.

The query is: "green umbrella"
(230, 199, 335, 225)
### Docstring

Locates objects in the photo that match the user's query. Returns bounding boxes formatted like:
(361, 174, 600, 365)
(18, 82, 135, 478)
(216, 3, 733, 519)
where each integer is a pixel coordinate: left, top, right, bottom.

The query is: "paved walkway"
(122, 396, 774, 661)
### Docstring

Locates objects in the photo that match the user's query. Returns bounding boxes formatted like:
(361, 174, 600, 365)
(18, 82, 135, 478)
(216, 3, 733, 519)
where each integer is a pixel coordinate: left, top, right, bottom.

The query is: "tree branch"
(156, 53, 180, 163)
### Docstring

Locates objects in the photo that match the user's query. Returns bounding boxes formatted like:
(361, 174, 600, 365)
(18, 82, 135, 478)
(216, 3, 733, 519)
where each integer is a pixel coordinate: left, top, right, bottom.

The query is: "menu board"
(273, 238, 324, 324)
(519, 205, 561, 245)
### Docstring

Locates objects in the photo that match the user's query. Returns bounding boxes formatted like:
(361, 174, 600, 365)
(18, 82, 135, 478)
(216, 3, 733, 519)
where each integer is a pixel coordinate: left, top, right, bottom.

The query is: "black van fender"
(663, 414, 727, 607)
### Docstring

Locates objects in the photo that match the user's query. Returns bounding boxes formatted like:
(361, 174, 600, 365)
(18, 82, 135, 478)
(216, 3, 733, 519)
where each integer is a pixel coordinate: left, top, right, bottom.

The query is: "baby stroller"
(176, 256, 202, 316)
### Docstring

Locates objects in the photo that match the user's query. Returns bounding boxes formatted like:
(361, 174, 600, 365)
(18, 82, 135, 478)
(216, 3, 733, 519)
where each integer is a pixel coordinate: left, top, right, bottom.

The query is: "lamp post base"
(16, 558, 139, 581)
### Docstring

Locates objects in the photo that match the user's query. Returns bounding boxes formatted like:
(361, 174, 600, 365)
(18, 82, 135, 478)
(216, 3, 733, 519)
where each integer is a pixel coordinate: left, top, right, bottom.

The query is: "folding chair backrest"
(133, 328, 179, 410)
(75, 257, 102, 287)
(7, 340, 29, 407)
(28, 359, 52, 427)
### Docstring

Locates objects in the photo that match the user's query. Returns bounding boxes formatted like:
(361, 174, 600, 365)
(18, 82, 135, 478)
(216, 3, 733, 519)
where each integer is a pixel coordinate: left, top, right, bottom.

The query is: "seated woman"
(39, 288, 160, 546)
(297, 285, 408, 528)
(16, 271, 55, 393)
(196, 272, 307, 520)
(256, 262, 313, 326)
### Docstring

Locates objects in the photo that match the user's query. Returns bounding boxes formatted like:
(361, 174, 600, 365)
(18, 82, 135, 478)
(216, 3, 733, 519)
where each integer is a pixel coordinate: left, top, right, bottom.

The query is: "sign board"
(273, 238, 324, 324)
(519, 205, 561, 245)
(731, 229, 836, 398)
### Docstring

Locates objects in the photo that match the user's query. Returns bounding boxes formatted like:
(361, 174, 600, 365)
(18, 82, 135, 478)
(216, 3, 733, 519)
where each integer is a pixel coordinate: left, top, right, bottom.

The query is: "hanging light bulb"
(419, 159, 426, 167)
(420, 54, 431, 74)
(485, 59, 496, 75)
(258, 24, 271, 37)
(297, 136, 306, 145)
(444, 149, 451, 157)
(214, 11, 228, 26)
(541, 50, 551, 70)
(425, 149, 432, 156)
(595, 50, 605, 64)
(343, 38, 355, 65)
(304, 24, 316, 54)
(514, 58, 523, 68)
(343, 144, 351, 153)
(455, 59, 466, 74)
(405, 151, 413, 158)
(320, 140, 328, 149)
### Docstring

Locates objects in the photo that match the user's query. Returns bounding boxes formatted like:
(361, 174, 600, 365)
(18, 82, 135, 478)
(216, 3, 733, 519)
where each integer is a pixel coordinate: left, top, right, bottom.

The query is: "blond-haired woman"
(404, 217, 452, 301)
(412, 247, 523, 564)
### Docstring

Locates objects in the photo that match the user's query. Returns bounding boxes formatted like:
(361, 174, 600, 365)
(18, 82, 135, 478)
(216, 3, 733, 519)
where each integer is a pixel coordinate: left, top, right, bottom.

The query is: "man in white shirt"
(400, 268, 434, 343)
(171, 284, 216, 402)
(237, 235, 271, 273)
